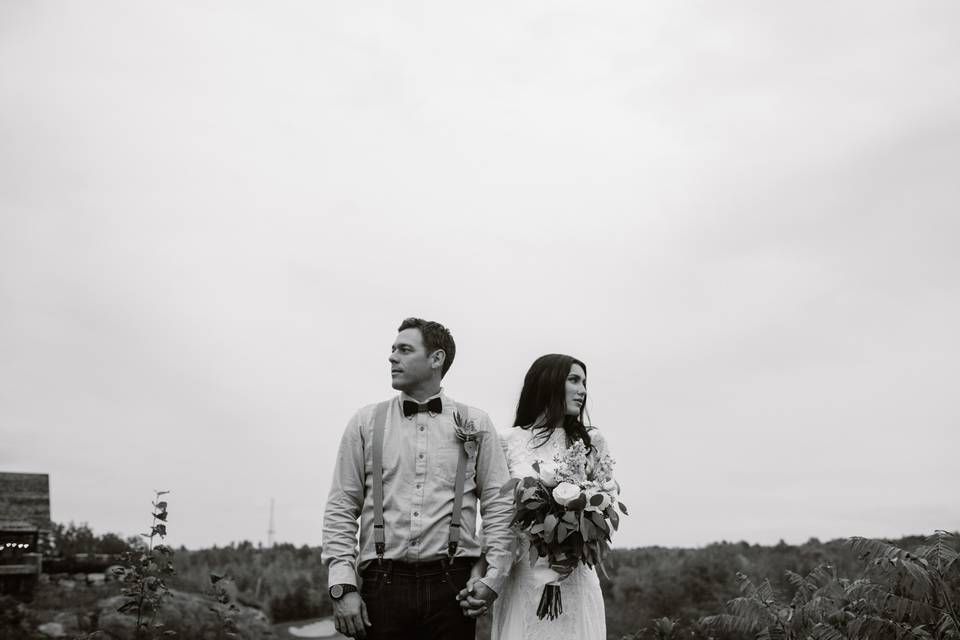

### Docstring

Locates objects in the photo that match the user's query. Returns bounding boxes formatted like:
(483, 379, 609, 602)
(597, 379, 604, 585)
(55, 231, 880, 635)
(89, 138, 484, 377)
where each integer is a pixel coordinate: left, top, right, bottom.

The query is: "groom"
(322, 317, 514, 639)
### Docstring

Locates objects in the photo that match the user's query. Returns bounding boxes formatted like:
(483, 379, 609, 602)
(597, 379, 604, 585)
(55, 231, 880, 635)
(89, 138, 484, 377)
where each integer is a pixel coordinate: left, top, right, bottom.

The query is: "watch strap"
(329, 583, 358, 599)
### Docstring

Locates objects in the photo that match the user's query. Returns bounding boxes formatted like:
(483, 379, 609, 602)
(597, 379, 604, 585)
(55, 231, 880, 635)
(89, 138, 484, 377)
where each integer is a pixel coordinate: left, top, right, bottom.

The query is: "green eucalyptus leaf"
(566, 494, 587, 512)
(606, 506, 620, 531)
(590, 511, 610, 537)
(544, 514, 559, 543)
(521, 476, 539, 489)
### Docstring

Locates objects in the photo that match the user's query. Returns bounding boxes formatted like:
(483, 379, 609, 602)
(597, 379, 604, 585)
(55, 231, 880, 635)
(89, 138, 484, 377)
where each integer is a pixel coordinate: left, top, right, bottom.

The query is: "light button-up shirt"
(322, 391, 513, 593)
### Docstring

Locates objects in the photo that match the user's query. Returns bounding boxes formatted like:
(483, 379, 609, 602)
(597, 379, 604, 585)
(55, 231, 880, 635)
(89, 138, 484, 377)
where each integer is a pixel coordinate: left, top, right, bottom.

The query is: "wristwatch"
(329, 584, 358, 600)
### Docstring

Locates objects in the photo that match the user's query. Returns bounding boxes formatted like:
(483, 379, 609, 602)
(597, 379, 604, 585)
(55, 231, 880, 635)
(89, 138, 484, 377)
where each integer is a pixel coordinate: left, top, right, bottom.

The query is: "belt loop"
(385, 559, 393, 585)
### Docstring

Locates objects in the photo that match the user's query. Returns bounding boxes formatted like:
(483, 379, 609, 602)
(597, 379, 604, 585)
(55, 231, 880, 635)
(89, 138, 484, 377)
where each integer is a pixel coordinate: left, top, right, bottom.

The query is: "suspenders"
(447, 402, 469, 559)
(371, 401, 389, 561)
(370, 398, 470, 564)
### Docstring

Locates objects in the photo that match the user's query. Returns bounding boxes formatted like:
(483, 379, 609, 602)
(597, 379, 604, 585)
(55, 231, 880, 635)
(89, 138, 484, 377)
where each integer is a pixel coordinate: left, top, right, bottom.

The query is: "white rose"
(538, 463, 560, 488)
(601, 479, 618, 494)
(552, 482, 582, 507)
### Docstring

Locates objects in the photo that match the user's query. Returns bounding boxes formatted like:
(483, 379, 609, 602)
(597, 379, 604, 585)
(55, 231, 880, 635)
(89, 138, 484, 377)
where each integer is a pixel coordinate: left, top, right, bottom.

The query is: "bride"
(467, 353, 613, 639)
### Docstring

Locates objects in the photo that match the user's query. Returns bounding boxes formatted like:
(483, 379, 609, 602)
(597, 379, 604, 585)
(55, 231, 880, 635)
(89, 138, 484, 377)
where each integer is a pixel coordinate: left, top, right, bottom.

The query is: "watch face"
(330, 584, 344, 599)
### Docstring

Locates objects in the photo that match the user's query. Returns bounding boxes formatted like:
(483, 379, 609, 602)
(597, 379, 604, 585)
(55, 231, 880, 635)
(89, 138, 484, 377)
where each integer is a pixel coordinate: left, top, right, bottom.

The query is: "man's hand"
(457, 578, 498, 619)
(333, 591, 372, 638)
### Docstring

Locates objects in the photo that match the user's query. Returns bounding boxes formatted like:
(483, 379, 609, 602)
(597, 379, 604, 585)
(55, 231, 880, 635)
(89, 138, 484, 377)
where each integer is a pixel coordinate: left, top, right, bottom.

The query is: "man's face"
(389, 328, 438, 391)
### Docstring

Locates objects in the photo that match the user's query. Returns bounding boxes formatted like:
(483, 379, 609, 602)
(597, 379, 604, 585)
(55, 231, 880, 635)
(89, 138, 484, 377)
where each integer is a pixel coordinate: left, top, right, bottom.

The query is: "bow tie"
(402, 398, 443, 418)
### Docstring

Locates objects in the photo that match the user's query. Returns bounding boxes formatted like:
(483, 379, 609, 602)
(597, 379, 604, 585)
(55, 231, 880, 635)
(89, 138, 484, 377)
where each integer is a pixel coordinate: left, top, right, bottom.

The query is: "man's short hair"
(397, 318, 456, 378)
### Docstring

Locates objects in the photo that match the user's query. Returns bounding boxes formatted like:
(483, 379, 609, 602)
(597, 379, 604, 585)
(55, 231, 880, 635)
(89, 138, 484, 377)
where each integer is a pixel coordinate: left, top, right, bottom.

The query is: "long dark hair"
(513, 353, 592, 450)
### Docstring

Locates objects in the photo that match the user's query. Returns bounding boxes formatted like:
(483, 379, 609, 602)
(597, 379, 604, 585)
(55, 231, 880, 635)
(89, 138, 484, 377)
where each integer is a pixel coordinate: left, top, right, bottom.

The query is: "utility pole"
(267, 498, 275, 548)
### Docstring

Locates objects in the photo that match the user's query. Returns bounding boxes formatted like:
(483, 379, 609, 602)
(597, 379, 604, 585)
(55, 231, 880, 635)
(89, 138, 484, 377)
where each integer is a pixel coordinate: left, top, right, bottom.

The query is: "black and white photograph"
(2, 2, 958, 639)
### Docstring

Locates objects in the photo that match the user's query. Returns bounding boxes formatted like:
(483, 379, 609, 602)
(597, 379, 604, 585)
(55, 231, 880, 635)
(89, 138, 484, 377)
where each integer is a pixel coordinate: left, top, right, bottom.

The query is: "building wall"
(0, 472, 51, 530)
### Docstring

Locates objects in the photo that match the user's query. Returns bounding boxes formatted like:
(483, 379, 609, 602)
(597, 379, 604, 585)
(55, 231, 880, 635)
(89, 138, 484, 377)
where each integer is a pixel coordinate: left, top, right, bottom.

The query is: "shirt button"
(416, 484, 422, 489)
(418, 453, 424, 459)
(413, 511, 419, 517)
(419, 426, 425, 432)
(410, 539, 418, 545)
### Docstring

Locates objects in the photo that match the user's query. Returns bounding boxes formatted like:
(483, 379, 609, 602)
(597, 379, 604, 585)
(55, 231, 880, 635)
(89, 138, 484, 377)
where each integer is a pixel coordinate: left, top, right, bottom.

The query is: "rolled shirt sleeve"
(321, 412, 365, 588)
(471, 412, 514, 594)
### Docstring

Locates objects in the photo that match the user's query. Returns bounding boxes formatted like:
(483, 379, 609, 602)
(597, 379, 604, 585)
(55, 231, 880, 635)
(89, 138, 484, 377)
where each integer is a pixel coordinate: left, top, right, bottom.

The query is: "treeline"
(170, 542, 331, 623)
(46, 523, 955, 637)
(46, 522, 135, 556)
(47, 524, 329, 623)
(600, 535, 925, 638)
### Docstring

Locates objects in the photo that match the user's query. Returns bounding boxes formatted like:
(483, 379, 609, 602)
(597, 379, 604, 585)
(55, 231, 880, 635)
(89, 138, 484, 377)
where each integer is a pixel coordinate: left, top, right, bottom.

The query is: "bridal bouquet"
(500, 440, 627, 620)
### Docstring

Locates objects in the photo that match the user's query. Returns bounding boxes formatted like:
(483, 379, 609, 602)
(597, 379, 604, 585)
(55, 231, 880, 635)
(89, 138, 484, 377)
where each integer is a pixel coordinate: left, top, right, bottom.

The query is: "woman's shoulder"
(501, 425, 542, 449)
(498, 425, 525, 443)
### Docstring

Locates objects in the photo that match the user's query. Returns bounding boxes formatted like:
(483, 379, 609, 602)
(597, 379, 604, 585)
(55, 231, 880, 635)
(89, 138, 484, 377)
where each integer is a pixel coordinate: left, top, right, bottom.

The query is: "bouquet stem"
(536, 581, 563, 620)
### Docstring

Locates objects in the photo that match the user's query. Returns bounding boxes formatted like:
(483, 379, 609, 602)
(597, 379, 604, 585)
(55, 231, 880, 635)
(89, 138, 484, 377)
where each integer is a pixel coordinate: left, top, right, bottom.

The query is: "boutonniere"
(453, 412, 483, 456)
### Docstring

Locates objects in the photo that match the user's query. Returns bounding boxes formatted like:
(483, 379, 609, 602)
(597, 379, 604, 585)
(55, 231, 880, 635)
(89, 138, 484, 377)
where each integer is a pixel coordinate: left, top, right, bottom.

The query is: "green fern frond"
(876, 591, 939, 623)
(766, 626, 786, 640)
(788, 565, 839, 606)
(848, 614, 930, 640)
(702, 613, 762, 634)
(938, 612, 960, 639)
(728, 596, 778, 625)
(756, 578, 776, 603)
(808, 622, 845, 640)
(905, 624, 935, 640)
(807, 565, 839, 589)
(915, 530, 960, 575)
(844, 578, 882, 601)
(793, 594, 842, 628)
(737, 571, 760, 597)
(850, 536, 935, 598)
(650, 617, 676, 640)
(898, 556, 935, 592)
(786, 570, 806, 595)
(849, 537, 913, 563)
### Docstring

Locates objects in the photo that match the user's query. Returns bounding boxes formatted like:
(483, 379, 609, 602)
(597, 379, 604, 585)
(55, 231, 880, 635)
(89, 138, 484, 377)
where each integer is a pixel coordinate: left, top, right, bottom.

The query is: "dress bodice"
(491, 425, 610, 640)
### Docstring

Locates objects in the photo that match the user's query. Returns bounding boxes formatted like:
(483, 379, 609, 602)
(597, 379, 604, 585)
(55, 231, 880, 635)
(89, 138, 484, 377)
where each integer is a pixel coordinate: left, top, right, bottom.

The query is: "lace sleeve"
(590, 428, 610, 458)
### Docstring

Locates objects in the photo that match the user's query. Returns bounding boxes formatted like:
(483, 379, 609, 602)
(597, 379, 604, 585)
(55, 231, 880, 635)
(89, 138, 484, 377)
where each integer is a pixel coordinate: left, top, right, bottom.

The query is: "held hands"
(456, 576, 498, 619)
(333, 592, 372, 639)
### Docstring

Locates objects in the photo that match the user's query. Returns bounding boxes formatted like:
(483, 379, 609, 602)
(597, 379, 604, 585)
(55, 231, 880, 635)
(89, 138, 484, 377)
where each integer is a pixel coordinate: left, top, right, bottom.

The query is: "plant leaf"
(605, 506, 620, 531)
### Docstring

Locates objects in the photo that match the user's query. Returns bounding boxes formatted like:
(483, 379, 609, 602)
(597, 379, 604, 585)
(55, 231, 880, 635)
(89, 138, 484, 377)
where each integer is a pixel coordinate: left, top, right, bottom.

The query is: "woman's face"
(564, 363, 587, 416)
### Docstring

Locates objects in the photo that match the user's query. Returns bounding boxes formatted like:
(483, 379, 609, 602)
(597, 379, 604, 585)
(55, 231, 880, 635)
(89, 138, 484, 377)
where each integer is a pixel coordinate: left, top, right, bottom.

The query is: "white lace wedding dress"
(491, 426, 609, 640)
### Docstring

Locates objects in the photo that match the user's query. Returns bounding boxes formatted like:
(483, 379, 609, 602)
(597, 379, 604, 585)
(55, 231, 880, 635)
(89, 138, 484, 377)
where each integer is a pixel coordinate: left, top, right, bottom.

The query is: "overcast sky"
(2, 1, 958, 551)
